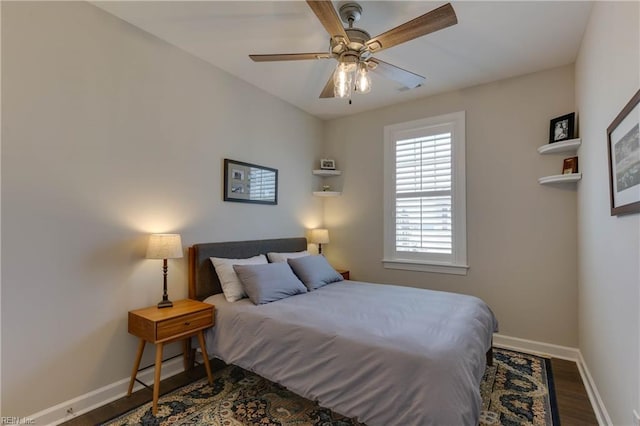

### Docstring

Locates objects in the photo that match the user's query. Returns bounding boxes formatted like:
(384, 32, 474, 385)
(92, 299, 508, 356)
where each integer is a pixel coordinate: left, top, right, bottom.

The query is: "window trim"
(383, 111, 468, 275)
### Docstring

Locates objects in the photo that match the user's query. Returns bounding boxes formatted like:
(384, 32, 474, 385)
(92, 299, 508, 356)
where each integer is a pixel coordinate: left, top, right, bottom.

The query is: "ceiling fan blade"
(319, 74, 335, 98)
(365, 3, 457, 53)
(306, 1, 350, 44)
(250, 53, 332, 62)
(369, 58, 425, 89)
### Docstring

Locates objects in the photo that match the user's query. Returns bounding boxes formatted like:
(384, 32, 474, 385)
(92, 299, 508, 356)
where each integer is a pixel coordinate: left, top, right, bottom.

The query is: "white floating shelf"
(312, 169, 342, 176)
(538, 173, 582, 185)
(313, 191, 341, 197)
(537, 138, 581, 154)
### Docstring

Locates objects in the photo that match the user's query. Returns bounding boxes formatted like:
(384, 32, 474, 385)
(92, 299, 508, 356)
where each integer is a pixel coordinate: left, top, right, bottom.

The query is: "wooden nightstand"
(127, 299, 214, 415)
(337, 269, 350, 280)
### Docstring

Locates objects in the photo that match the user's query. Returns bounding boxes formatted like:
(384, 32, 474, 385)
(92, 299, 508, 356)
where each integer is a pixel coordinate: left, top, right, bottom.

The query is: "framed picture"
(320, 159, 336, 170)
(562, 157, 578, 174)
(223, 158, 278, 205)
(607, 89, 640, 216)
(549, 113, 575, 143)
(231, 169, 244, 181)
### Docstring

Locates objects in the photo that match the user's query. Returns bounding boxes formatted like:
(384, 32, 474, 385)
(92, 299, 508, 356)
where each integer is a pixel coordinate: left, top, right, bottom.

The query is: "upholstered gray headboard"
(188, 237, 308, 301)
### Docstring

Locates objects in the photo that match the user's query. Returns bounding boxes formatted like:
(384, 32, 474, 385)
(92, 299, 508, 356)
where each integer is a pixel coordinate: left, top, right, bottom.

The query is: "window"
(383, 111, 468, 275)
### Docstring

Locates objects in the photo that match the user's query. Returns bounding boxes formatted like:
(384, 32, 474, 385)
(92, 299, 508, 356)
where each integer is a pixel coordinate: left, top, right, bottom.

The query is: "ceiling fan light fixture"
(334, 61, 355, 83)
(333, 61, 355, 98)
(355, 61, 371, 94)
(334, 79, 350, 98)
(250, 2, 456, 101)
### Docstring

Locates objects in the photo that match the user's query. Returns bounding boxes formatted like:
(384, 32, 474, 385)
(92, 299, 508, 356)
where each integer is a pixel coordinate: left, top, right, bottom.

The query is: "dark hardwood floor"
(550, 358, 599, 425)
(63, 356, 597, 425)
(62, 359, 224, 426)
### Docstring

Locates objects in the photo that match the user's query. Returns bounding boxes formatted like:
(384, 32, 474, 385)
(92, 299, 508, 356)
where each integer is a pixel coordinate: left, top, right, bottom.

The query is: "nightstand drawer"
(157, 310, 212, 341)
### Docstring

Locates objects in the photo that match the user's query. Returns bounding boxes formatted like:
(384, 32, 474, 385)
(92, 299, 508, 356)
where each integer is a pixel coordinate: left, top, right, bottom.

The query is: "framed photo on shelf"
(320, 159, 336, 170)
(549, 112, 575, 143)
(607, 89, 640, 216)
(562, 157, 579, 174)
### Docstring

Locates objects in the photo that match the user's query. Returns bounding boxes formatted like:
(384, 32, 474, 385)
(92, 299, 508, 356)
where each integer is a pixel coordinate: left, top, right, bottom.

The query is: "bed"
(188, 237, 498, 426)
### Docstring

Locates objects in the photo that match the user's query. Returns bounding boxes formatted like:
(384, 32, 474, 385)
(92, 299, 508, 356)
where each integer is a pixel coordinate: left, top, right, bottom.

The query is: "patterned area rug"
(480, 349, 559, 425)
(104, 348, 558, 426)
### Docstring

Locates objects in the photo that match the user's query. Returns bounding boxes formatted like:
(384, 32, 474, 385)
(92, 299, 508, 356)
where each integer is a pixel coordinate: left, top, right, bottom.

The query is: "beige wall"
(323, 65, 578, 347)
(1, 1, 323, 416)
(575, 2, 640, 424)
(5, 0, 638, 421)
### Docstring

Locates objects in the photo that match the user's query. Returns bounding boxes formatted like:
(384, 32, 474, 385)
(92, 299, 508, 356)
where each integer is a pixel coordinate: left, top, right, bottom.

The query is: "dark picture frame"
(320, 158, 336, 170)
(223, 158, 278, 205)
(562, 156, 579, 174)
(607, 89, 640, 216)
(549, 112, 575, 143)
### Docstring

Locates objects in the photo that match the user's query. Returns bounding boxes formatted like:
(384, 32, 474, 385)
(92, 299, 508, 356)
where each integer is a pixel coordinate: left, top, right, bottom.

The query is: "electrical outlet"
(633, 409, 640, 426)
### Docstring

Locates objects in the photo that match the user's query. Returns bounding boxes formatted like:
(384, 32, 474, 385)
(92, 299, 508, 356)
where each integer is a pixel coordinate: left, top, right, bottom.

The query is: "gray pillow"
(233, 263, 307, 305)
(288, 255, 344, 291)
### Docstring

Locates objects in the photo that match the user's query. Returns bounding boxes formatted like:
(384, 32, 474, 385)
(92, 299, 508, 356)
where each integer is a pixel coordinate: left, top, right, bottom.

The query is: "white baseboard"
(493, 333, 611, 426)
(493, 333, 581, 361)
(28, 357, 185, 426)
(576, 351, 613, 426)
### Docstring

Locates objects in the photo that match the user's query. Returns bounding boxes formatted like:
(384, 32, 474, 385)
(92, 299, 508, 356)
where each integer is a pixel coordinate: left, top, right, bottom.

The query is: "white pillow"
(267, 251, 310, 263)
(210, 255, 268, 302)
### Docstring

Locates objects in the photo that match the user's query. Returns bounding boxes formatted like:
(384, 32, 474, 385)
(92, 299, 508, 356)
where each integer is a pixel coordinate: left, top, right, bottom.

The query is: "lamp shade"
(146, 234, 183, 259)
(310, 229, 330, 245)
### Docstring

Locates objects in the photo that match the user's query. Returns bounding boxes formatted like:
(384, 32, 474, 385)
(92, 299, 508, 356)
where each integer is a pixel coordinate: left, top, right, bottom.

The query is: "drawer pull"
(184, 322, 191, 326)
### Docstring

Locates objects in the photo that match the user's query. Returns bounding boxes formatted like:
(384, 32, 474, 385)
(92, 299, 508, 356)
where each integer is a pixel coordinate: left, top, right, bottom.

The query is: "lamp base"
(157, 299, 173, 309)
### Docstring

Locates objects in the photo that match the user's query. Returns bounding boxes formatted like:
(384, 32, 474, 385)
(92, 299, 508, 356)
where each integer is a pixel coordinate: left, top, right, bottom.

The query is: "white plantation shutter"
(395, 133, 452, 254)
(249, 168, 277, 201)
(383, 112, 468, 275)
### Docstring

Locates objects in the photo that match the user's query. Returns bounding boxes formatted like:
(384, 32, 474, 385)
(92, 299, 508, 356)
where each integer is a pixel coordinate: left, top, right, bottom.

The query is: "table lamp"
(310, 228, 329, 255)
(146, 233, 183, 308)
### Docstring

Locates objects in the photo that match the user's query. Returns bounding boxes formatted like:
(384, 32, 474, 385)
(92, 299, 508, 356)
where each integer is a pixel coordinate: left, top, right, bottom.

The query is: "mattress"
(203, 280, 498, 425)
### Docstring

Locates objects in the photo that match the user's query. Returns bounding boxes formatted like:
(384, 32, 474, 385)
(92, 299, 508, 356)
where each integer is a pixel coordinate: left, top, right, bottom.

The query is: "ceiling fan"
(249, 1, 458, 101)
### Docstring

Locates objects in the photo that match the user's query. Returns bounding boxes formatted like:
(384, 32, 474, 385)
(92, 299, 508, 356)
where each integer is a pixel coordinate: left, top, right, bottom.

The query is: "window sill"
(382, 259, 469, 276)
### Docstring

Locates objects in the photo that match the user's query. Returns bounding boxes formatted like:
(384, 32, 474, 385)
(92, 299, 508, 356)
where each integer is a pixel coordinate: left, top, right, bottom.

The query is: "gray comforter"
(204, 280, 498, 425)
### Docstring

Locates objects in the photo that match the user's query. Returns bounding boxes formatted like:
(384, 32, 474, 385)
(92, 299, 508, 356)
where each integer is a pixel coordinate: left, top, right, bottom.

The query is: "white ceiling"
(93, 1, 593, 120)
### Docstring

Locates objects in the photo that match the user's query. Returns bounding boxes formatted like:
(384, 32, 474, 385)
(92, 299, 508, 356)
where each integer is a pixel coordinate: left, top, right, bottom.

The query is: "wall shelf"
(538, 173, 582, 185)
(537, 138, 581, 154)
(313, 191, 341, 197)
(312, 169, 342, 176)
(313, 167, 342, 195)
(538, 138, 581, 185)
